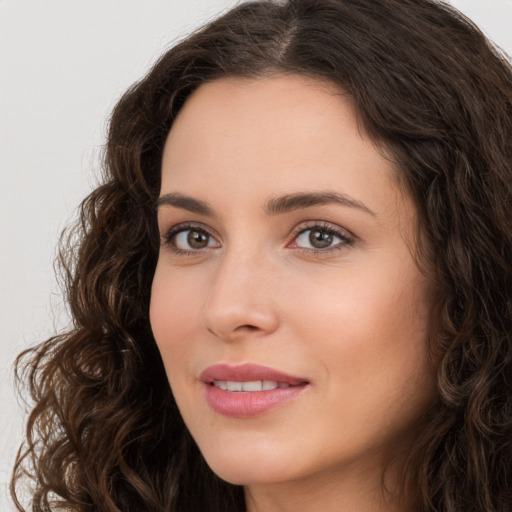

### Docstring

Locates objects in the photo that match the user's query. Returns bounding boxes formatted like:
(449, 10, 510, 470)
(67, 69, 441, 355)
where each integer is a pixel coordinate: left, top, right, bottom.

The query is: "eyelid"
(287, 220, 355, 252)
(159, 219, 354, 256)
(161, 222, 220, 252)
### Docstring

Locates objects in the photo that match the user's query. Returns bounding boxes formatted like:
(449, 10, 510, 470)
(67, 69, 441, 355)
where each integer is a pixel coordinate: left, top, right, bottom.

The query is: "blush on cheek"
(150, 279, 203, 367)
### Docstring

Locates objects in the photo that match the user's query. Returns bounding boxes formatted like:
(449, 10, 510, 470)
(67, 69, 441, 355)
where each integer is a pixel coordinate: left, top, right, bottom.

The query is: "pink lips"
(199, 363, 309, 418)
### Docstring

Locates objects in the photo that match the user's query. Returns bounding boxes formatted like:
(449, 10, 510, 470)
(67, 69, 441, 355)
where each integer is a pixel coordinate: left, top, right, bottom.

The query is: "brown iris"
(309, 228, 333, 248)
(187, 230, 210, 249)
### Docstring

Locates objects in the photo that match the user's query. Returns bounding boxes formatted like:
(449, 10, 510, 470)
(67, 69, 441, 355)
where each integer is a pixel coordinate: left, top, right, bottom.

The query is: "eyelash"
(291, 221, 354, 255)
(162, 223, 216, 256)
(161, 221, 354, 256)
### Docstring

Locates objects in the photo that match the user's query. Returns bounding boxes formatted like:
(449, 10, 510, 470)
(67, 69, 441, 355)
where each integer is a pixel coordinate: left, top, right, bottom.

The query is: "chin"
(209, 462, 295, 487)
(198, 439, 304, 486)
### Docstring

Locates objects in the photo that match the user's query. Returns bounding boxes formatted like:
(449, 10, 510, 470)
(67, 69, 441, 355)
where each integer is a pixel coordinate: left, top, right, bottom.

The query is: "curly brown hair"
(11, 0, 512, 511)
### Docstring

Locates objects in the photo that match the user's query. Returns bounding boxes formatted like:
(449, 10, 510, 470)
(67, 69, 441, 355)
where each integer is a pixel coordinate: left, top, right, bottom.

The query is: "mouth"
(210, 380, 296, 392)
(199, 363, 309, 418)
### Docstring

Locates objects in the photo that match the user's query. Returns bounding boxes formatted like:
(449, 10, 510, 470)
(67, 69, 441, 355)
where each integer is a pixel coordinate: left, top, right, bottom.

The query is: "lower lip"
(203, 383, 307, 418)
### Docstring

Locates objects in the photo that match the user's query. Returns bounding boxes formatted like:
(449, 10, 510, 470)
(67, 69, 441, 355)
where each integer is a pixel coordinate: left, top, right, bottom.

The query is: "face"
(150, 75, 436, 491)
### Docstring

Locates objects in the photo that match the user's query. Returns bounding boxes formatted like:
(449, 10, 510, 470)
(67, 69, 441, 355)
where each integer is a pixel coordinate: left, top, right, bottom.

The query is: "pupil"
(309, 229, 333, 248)
(188, 230, 208, 248)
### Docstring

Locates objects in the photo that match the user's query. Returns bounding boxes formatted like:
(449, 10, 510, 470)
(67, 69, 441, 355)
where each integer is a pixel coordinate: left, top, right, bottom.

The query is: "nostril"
(238, 324, 259, 331)
(206, 324, 258, 336)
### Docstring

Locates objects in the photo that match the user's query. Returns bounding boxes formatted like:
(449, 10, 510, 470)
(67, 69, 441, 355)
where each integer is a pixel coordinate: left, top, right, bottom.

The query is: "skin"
(150, 75, 437, 512)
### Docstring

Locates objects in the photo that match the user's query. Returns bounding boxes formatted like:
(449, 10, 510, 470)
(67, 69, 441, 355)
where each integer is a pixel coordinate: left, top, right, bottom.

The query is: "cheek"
(289, 257, 434, 421)
(295, 289, 428, 387)
(291, 257, 429, 348)
(149, 265, 205, 372)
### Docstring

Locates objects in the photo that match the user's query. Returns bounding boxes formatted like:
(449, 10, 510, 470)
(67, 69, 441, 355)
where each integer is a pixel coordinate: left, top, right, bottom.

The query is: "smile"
(212, 380, 293, 391)
(200, 364, 309, 417)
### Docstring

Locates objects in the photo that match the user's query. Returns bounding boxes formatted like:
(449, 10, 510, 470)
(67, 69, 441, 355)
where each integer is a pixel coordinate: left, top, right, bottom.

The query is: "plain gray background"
(1, 1, 511, 509)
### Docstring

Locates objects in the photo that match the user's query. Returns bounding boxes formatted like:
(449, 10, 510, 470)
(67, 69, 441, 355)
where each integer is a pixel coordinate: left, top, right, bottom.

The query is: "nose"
(201, 249, 280, 341)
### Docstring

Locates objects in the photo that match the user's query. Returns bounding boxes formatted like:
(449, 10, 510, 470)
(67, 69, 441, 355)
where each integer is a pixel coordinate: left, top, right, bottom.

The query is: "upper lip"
(199, 363, 308, 386)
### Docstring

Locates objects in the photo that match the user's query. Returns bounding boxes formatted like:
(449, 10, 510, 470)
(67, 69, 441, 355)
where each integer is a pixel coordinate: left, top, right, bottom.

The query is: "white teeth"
(226, 381, 243, 392)
(212, 380, 283, 392)
(242, 380, 263, 392)
(262, 380, 278, 390)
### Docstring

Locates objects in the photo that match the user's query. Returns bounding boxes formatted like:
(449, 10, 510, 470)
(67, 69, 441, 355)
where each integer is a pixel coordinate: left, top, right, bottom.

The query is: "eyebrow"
(265, 191, 375, 216)
(156, 191, 375, 217)
(156, 193, 214, 216)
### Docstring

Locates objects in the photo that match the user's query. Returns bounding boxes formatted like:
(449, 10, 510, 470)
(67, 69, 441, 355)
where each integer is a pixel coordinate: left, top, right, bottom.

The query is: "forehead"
(161, 75, 405, 220)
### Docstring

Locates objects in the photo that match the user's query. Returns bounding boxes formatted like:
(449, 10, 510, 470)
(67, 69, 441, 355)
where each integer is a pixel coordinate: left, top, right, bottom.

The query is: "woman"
(12, 0, 512, 511)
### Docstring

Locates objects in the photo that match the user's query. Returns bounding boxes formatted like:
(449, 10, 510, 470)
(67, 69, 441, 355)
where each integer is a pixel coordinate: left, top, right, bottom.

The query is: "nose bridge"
(202, 242, 279, 339)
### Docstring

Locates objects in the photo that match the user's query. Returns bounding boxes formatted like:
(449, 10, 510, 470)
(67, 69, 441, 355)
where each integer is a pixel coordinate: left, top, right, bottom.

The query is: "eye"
(163, 225, 220, 253)
(290, 223, 353, 252)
